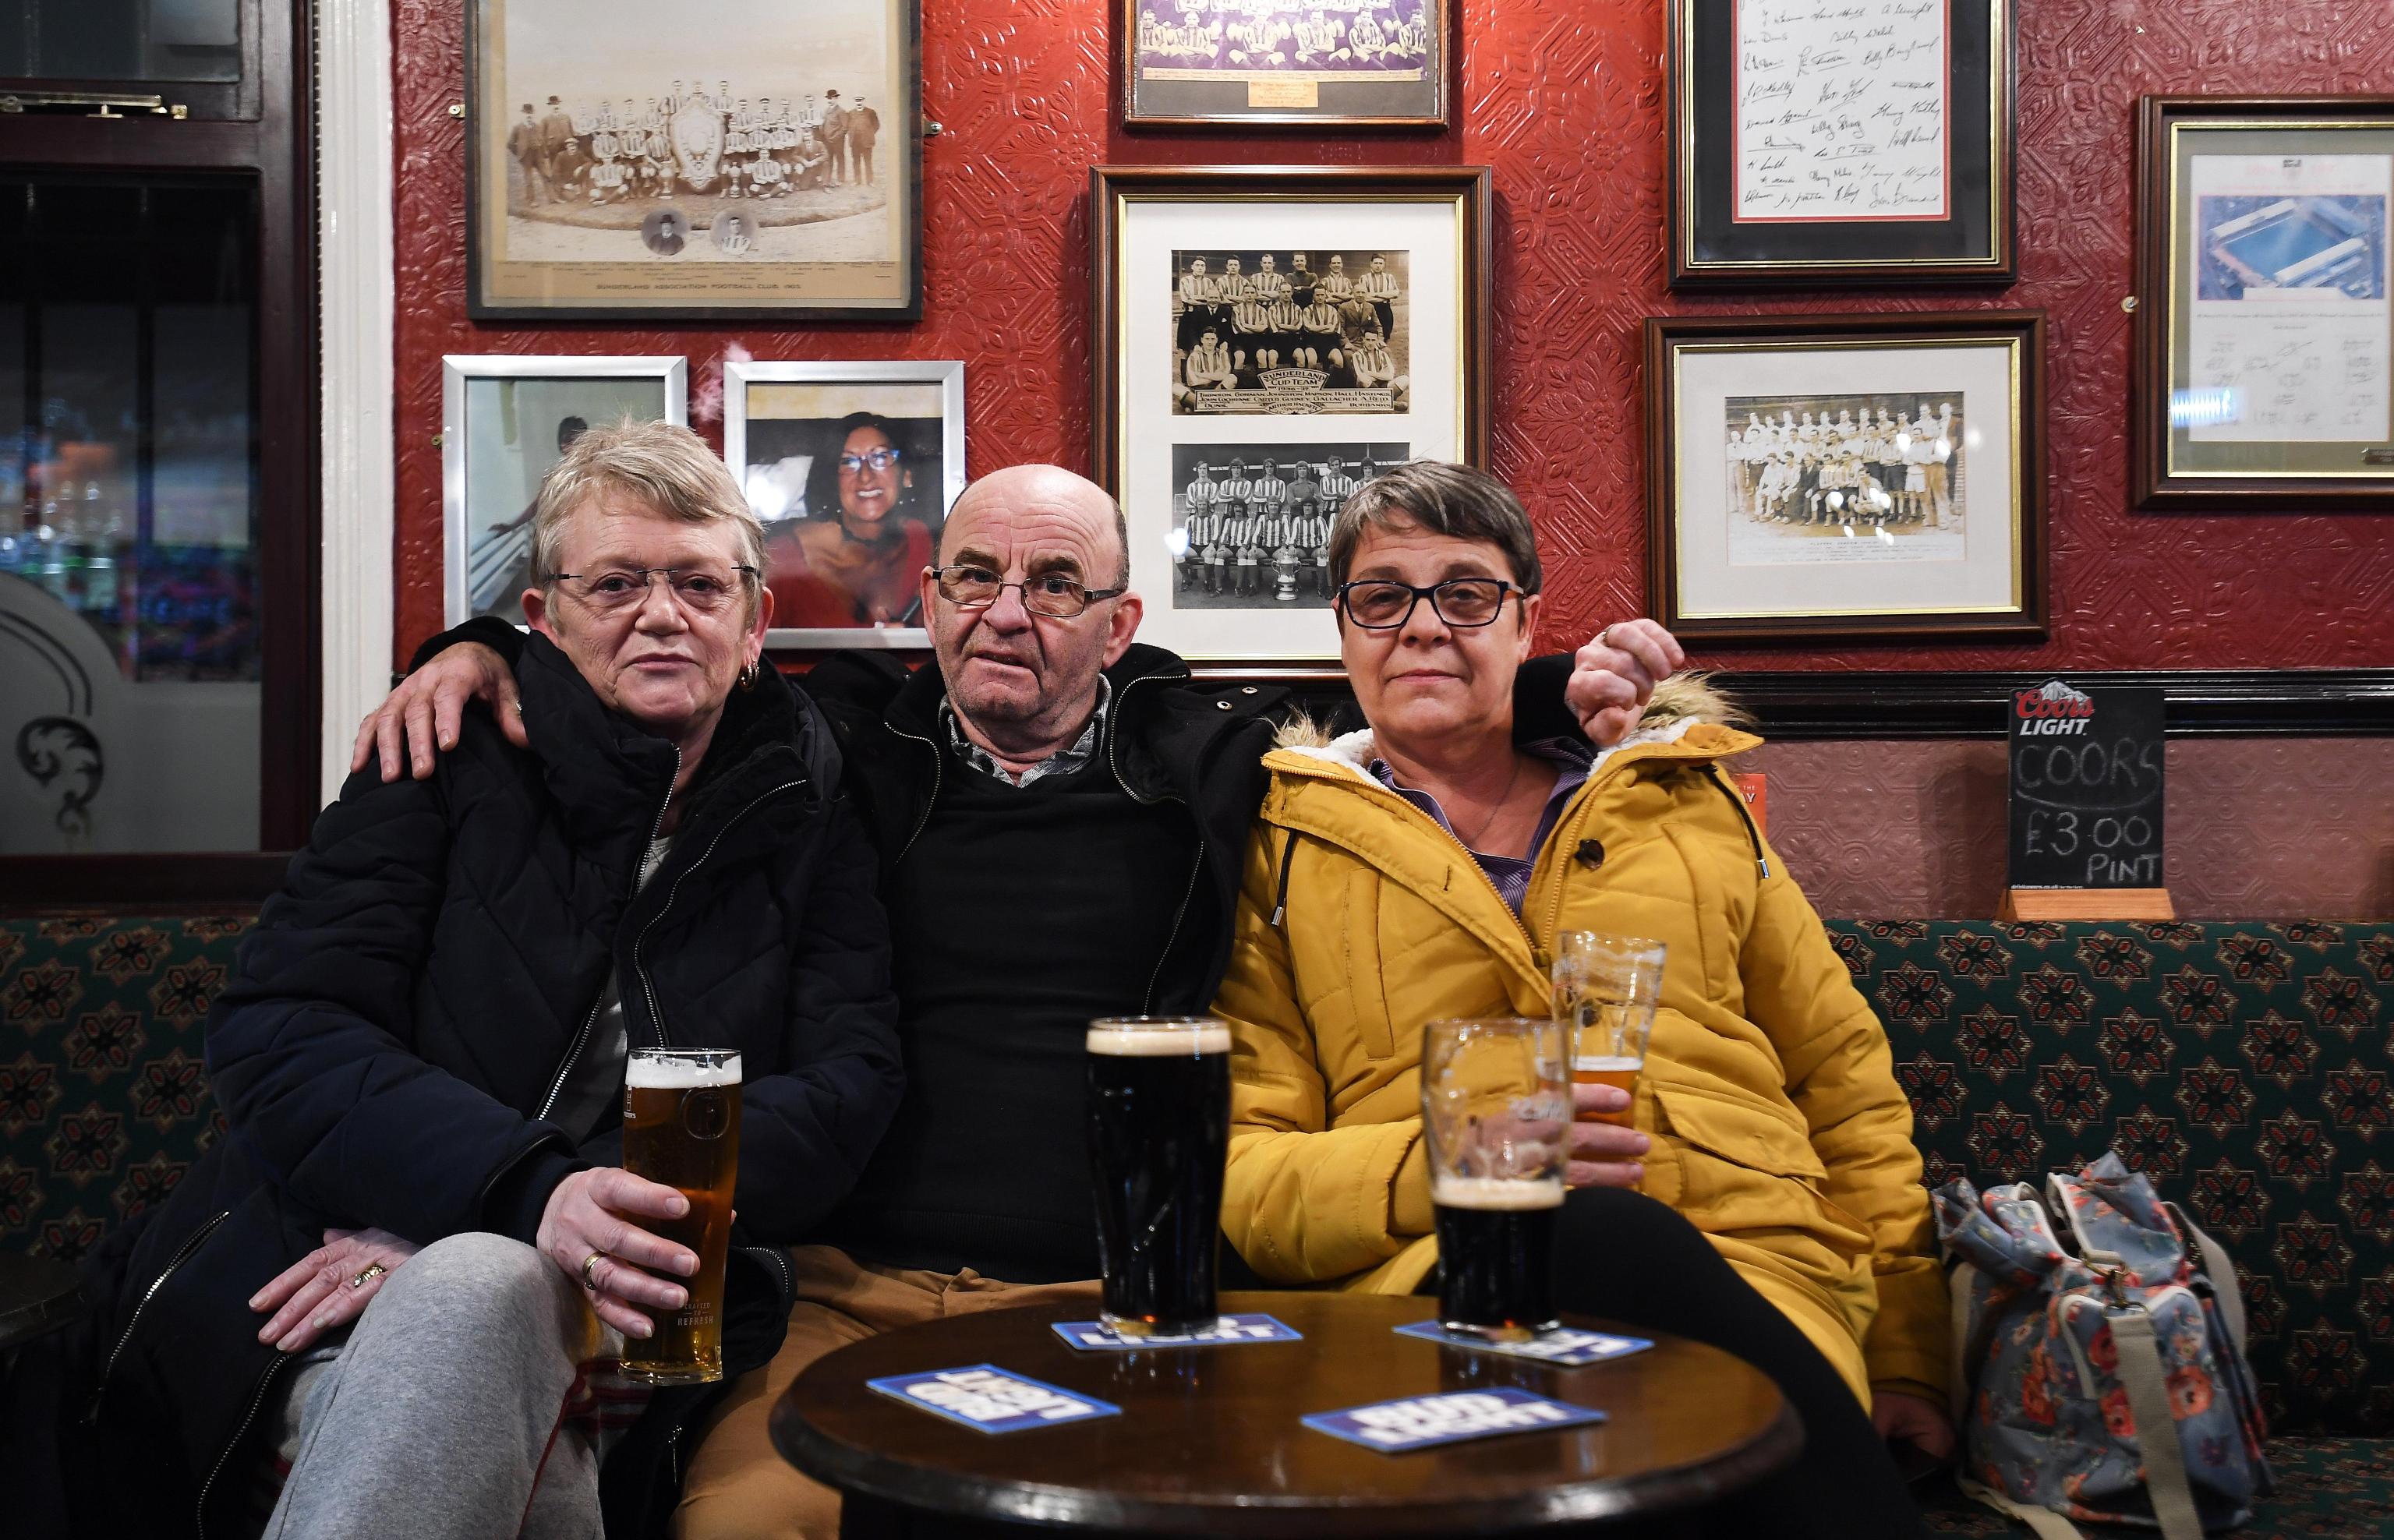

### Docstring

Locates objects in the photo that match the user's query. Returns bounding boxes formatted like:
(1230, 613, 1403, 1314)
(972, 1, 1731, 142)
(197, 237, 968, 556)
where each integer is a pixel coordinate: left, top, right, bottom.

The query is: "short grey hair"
(531, 419, 768, 618)
(1326, 460, 1543, 594)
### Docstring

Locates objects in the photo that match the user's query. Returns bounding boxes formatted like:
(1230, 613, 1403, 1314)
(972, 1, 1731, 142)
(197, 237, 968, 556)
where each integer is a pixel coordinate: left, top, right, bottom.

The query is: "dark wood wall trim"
(1716, 669, 2394, 740)
(0, 853, 292, 914)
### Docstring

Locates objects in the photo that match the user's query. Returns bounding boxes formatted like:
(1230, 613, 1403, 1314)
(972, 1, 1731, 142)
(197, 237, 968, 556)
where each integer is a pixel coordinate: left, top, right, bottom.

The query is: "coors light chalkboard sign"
(2007, 681, 2166, 892)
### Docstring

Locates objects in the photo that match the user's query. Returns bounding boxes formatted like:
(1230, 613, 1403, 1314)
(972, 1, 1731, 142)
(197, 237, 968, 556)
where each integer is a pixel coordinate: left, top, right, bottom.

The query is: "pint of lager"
(1086, 1017, 1231, 1336)
(621, 1047, 741, 1385)
(1552, 933, 1665, 1129)
(1420, 1018, 1568, 1340)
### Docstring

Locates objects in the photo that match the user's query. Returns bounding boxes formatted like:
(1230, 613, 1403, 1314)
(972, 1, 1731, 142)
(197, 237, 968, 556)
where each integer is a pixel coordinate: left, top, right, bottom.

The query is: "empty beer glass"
(1552, 933, 1666, 1129)
(1420, 1017, 1569, 1340)
(621, 1047, 741, 1385)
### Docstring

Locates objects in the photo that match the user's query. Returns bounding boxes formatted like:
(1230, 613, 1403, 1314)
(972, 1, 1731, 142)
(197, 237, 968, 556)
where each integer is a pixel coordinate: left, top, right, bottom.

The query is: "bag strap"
(2111, 1305, 2205, 1540)
(2166, 1200, 2246, 1353)
(1957, 1476, 2093, 1540)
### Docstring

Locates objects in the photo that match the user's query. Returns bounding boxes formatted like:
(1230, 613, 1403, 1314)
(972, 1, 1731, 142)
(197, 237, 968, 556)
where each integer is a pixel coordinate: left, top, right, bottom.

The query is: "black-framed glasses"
(928, 563, 1125, 619)
(837, 447, 902, 473)
(546, 564, 760, 615)
(1335, 578, 1519, 630)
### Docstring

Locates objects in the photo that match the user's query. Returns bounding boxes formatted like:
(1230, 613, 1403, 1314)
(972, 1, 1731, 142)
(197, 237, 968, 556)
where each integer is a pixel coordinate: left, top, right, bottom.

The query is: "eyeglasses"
(1335, 578, 1519, 630)
(546, 564, 759, 614)
(928, 563, 1125, 619)
(837, 447, 902, 474)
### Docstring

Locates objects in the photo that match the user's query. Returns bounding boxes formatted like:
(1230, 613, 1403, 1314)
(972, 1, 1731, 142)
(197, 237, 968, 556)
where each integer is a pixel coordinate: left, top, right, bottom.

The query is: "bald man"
(351, 464, 1689, 1540)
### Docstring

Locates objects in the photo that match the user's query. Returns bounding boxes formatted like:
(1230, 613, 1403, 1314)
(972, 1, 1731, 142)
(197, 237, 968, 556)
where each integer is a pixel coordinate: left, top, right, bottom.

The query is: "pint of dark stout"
(1086, 1018, 1232, 1336)
(1420, 1018, 1568, 1340)
(621, 1047, 741, 1384)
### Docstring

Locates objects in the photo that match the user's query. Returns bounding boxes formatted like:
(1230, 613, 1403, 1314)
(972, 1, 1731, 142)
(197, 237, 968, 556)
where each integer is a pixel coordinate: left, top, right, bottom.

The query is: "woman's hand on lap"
(536, 1167, 699, 1340)
(250, 1227, 421, 1353)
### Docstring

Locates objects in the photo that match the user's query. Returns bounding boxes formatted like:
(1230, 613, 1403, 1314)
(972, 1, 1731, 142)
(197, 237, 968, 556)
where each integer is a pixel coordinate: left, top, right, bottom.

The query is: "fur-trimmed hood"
(1271, 671, 1751, 765)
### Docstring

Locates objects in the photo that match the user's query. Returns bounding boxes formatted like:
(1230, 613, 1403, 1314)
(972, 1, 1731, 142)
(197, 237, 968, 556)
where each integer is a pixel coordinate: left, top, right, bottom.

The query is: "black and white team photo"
(1166, 441, 1409, 609)
(1169, 249, 1410, 415)
(1721, 393, 1968, 567)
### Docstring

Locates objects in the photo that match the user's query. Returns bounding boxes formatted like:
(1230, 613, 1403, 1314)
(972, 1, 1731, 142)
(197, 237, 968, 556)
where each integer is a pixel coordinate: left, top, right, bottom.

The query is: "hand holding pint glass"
(619, 1047, 741, 1384)
(1420, 1018, 1569, 1341)
(1554, 933, 1665, 1130)
(1087, 1018, 1232, 1337)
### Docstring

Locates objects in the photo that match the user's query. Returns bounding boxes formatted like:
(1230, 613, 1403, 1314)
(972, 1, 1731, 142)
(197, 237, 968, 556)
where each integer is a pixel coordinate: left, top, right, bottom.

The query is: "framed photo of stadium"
(1644, 313, 2048, 644)
(465, 0, 921, 321)
(1123, 0, 1449, 129)
(2132, 96, 2394, 511)
(1091, 164, 1491, 666)
(722, 359, 967, 651)
(1667, 0, 2017, 287)
(440, 355, 688, 628)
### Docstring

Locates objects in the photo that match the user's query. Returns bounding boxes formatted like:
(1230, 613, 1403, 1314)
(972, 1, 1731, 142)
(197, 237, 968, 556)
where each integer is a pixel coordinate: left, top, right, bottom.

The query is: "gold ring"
(348, 1262, 386, 1291)
(581, 1252, 605, 1291)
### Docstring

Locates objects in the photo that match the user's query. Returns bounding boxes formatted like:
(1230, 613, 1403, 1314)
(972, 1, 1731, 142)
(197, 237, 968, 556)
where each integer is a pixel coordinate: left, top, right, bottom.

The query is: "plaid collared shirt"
(941, 676, 1112, 789)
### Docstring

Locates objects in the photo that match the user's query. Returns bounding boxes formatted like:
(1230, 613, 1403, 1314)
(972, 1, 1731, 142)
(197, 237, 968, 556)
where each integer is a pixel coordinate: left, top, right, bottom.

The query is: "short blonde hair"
(531, 419, 768, 616)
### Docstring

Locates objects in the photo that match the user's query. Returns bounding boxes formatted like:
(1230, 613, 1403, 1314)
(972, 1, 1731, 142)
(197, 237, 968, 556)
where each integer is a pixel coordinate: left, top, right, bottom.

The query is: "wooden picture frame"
(2131, 94, 2394, 511)
(1122, 0, 1449, 129)
(1091, 164, 1491, 667)
(465, 0, 921, 321)
(1667, 0, 2017, 287)
(1645, 312, 2048, 645)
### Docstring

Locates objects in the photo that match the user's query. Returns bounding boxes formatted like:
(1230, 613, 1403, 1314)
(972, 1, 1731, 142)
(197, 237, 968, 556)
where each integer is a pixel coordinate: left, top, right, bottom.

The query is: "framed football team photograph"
(466, 0, 921, 321)
(1644, 313, 2047, 643)
(441, 355, 688, 627)
(722, 359, 967, 650)
(1123, 0, 1449, 129)
(2132, 95, 2394, 510)
(1092, 164, 1490, 665)
(1667, 0, 2017, 286)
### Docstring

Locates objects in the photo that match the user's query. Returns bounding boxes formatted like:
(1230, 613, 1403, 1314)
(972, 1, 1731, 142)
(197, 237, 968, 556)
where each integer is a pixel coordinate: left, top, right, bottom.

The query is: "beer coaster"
(864, 1365, 1121, 1434)
(1303, 1388, 1606, 1453)
(1393, 1321, 1655, 1366)
(1051, 1313, 1303, 1351)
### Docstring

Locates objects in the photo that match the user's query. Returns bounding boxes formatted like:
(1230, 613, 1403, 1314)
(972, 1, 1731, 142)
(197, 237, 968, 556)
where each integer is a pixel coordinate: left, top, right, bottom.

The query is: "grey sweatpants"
(265, 1231, 620, 1539)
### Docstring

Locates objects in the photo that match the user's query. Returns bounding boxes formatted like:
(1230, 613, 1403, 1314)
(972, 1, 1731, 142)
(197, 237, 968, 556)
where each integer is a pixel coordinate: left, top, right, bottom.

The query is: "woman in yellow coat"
(1211, 461, 1946, 1536)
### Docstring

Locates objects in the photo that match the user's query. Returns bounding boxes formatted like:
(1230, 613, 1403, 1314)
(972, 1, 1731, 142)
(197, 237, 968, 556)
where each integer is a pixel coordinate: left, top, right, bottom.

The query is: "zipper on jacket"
(1106, 671, 1187, 807)
(538, 747, 680, 1119)
(635, 779, 805, 1046)
(1706, 768, 1771, 879)
(196, 1355, 292, 1538)
(886, 719, 943, 865)
(84, 1206, 232, 1422)
(1144, 837, 1207, 1013)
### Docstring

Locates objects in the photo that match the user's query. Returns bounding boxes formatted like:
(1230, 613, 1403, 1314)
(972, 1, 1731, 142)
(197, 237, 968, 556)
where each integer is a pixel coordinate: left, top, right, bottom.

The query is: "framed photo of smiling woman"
(722, 359, 967, 650)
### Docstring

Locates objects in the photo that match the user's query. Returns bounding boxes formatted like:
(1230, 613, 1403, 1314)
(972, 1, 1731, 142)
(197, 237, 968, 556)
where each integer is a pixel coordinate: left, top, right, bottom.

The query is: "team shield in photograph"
(1420, 1018, 1569, 1340)
(1087, 1017, 1232, 1336)
(621, 1047, 742, 1384)
(1552, 933, 1666, 1129)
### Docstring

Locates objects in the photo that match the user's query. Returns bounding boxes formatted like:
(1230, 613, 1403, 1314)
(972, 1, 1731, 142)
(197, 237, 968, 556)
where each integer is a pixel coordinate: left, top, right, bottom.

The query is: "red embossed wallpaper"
(387, 1, 2394, 673)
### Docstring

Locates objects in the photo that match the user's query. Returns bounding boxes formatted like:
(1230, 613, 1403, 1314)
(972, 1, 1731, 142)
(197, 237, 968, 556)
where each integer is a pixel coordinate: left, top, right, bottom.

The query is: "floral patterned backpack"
(1933, 1153, 2272, 1538)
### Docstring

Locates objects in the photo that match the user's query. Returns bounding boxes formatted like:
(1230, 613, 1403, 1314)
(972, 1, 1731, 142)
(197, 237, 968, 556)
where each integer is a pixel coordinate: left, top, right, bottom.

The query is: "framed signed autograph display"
(1092, 165, 1489, 664)
(2132, 95, 2394, 510)
(1123, 0, 1448, 128)
(1645, 313, 2047, 644)
(1668, 0, 2016, 286)
(467, 0, 921, 320)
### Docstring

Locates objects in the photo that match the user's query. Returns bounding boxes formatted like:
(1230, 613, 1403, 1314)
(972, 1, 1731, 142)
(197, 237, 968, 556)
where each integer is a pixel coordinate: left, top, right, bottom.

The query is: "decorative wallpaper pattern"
(388, 2, 2394, 671)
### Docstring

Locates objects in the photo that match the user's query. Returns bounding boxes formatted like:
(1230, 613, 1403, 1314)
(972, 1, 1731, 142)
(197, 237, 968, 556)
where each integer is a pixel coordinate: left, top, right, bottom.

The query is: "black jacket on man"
(65, 633, 902, 1538)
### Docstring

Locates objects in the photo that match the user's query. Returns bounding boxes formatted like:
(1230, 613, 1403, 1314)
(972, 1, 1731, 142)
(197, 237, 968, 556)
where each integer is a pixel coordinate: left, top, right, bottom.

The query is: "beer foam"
(1431, 1176, 1565, 1211)
(626, 1054, 742, 1089)
(1572, 1056, 1643, 1073)
(1085, 1023, 1233, 1056)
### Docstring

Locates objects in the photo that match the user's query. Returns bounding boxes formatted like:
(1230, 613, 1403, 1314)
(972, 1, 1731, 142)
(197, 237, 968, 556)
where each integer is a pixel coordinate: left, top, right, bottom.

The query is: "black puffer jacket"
(70, 634, 902, 1539)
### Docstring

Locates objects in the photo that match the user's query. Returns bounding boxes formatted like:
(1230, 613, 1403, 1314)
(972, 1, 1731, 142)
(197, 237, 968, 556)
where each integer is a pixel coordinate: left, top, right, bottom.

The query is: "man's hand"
(536, 1167, 698, 1340)
(1565, 1084, 1650, 1189)
(348, 641, 521, 782)
(1567, 620, 1688, 748)
(250, 1227, 422, 1354)
(1872, 1389, 1957, 1463)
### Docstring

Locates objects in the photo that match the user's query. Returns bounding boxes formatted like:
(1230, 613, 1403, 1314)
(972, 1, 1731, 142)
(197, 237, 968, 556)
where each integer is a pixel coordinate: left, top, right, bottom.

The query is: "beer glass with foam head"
(1420, 1017, 1569, 1340)
(621, 1047, 741, 1384)
(1552, 933, 1666, 1129)
(1087, 1017, 1232, 1337)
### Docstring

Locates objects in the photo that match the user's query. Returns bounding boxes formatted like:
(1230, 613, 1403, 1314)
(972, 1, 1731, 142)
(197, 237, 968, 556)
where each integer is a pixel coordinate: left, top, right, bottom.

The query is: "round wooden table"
(772, 1290, 1799, 1538)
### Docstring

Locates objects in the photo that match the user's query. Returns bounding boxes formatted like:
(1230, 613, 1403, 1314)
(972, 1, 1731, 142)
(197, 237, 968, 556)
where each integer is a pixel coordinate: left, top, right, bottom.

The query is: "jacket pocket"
(1652, 1083, 1828, 1229)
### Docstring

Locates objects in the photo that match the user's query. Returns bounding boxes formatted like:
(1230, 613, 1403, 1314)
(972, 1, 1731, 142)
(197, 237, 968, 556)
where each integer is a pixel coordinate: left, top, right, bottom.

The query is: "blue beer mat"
(1393, 1320, 1654, 1367)
(1051, 1313, 1303, 1351)
(1303, 1388, 1606, 1453)
(864, 1365, 1122, 1434)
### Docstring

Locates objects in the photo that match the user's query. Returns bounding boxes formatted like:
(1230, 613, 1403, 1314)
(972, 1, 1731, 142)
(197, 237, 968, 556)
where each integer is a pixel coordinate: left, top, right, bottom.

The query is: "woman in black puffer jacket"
(65, 421, 901, 1539)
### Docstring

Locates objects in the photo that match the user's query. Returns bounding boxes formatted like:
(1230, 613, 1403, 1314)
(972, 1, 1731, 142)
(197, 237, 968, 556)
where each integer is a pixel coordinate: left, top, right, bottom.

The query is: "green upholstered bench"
(5, 915, 2390, 1533)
